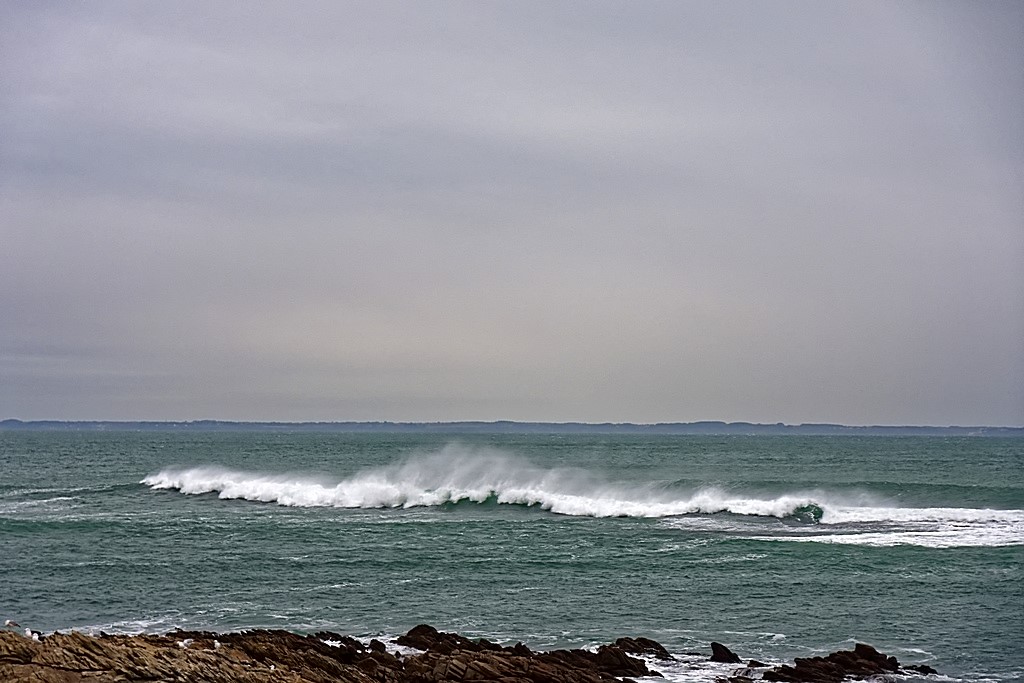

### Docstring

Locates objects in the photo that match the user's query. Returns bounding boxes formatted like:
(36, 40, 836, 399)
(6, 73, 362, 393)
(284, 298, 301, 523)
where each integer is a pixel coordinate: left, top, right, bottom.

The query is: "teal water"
(1, 432, 1022, 681)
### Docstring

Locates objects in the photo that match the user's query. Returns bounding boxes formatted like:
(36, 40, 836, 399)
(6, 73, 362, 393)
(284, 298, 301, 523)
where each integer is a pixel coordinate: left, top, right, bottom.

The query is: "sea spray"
(143, 448, 841, 521)
(141, 447, 1024, 547)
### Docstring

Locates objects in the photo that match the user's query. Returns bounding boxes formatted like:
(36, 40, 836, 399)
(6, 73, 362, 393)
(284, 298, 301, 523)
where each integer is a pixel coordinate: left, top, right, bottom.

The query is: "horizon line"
(2, 418, 1022, 431)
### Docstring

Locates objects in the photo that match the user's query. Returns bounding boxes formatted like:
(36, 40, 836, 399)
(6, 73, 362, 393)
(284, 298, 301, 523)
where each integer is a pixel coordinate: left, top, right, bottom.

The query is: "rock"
(595, 643, 652, 676)
(612, 636, 674, 660)
(748, 659, 767, 667)
(0, 626, 936, 683)
(395, 624, 493, 656)
(396, 624, 444, 651)
(906, 663, 939, 675)
(0, 626, 664, 683)
(728, 666, 761, 679)
(711, 641, 742, 663)
(759, 642, 938, 682)
(0, 628, 380, 683)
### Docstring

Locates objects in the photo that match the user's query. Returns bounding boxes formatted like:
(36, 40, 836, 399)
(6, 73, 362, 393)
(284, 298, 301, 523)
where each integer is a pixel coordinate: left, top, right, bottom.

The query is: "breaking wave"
(141, 448, 839, 520)
(140, 447, 1018, 539)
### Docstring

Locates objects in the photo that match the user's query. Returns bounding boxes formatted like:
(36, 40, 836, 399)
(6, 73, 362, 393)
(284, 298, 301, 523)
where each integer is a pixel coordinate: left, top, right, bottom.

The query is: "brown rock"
(0, 625, 938, 683)
(710, 641, 742, 663)
(759, 642, 939, 682)
(510, 642, 533, 657)
(396, 624, 444, 651)
(906, 663, 939, 675)
(612, 636, 674, 660)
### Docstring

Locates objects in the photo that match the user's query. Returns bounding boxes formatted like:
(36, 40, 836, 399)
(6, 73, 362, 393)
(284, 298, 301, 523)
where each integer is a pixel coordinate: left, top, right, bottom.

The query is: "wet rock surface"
(723, 642, 939, 682)
(0, 625, 938, 682)
(710, 642, 742, 664)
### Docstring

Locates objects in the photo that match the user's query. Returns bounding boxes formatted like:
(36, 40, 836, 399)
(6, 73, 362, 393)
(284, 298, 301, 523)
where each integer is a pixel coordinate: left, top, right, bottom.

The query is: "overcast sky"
(2, 2, 1022, 425)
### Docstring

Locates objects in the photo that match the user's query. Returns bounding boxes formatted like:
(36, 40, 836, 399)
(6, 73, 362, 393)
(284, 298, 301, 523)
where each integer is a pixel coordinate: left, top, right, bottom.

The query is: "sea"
(1, 431, 1021, 681)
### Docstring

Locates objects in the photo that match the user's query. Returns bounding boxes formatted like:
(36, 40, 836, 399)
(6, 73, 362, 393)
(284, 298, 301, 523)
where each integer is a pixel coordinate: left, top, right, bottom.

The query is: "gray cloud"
(2, 1, 1022, 424)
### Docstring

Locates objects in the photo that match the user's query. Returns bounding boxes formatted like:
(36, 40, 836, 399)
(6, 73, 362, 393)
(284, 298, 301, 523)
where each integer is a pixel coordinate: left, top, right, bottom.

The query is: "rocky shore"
(0, 623, 938, 682)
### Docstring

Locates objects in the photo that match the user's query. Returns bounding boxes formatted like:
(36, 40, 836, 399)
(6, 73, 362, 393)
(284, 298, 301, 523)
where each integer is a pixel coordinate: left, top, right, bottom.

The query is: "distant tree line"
(0, 419, 1020, 436)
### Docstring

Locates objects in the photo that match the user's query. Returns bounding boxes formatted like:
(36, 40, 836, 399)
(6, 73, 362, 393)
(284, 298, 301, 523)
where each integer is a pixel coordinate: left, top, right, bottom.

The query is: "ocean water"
(1, 432, 1021, 681)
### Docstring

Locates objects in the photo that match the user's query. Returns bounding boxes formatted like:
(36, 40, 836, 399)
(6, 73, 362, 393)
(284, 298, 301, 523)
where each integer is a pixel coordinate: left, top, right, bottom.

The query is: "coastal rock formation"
(0, 625, 659, 683)
(723, 642, 939, 683)
(709, 642, 741, 663)
(0, 629, 377, 683)
(611, 637, 674, 661)
(393, 623, 661, 681)
(0, 625, 937, 683)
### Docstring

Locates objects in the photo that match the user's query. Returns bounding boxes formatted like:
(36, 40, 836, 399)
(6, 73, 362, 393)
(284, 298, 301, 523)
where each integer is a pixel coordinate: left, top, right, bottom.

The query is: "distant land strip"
(1, 419, 1021, 436)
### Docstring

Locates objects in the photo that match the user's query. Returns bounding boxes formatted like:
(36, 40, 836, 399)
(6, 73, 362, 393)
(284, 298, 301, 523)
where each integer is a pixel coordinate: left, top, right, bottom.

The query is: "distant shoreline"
(1, 419, 1021, 436)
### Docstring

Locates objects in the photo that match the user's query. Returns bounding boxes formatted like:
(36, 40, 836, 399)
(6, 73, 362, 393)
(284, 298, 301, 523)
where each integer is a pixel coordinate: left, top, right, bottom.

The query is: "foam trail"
(748, 525, 1024, 548)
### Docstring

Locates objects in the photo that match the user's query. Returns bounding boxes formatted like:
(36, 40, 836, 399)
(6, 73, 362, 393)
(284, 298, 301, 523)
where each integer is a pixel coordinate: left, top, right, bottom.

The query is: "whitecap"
(140, 445, 1024, 550)
(141, 446, 830, 520)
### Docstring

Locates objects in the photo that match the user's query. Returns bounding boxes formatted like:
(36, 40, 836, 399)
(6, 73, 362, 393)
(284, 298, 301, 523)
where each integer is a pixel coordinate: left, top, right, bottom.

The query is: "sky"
(1, 1, 1022, 426)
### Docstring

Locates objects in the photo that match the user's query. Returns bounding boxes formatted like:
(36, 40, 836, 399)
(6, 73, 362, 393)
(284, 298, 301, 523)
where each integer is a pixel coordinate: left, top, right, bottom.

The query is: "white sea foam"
(687, 503, 1024, 548)
(748, 522, 1024, 548)
(141, 447, 1024, 549)
(0, 496, 80, 514)
(141, 448, 826, 519)
(817, 505, 1024, 525)
(78, 616, 186, 635)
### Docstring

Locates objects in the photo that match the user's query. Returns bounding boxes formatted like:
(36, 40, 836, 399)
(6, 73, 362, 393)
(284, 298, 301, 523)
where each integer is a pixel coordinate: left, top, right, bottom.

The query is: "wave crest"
(141, 448, 827, 521)
(140, 447, 1024, 544)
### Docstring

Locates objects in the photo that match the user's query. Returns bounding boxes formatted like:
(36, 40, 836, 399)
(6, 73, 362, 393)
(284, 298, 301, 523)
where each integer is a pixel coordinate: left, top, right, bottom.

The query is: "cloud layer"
(2, 2, 1022, 424)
